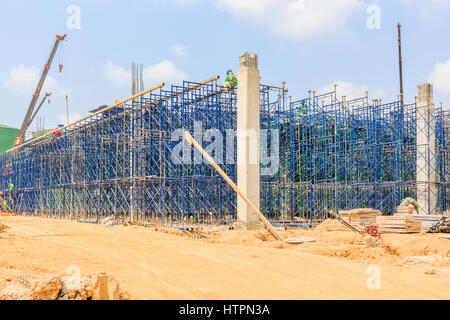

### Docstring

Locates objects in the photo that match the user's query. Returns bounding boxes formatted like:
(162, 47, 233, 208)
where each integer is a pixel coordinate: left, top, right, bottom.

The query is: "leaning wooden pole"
(183, 131, 283, 241)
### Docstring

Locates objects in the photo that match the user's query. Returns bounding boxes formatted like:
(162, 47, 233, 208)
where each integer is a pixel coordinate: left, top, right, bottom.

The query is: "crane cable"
(58, 38, 65, 72)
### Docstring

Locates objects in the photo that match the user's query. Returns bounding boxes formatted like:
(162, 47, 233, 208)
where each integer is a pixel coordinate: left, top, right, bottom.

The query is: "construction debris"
(91, 273, 130, 300)
(99, 215, 114, 226)
(0, 273, 130, 300)
(326, 211, 382, 247)
(428, 217, 450, 233)
(122, 219, 153, 227)
(376, 216, 422, 233)
(32, 276, 62, 300)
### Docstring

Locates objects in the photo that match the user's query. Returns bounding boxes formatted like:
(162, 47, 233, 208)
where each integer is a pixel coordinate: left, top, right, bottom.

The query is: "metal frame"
(1, 79, 448, 225)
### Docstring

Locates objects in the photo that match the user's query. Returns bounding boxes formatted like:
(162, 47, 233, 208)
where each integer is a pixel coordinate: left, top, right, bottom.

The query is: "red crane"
(3, 34, 66, 176)
(13, 34, 67, 147)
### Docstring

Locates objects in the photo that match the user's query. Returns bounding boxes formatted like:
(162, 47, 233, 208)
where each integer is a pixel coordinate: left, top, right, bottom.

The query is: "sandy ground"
(0, 216, 449, 300)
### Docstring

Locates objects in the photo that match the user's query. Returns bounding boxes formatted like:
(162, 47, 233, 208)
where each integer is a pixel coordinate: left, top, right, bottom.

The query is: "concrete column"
(237, 53, 261, 228)
(416, 83, 436, 215)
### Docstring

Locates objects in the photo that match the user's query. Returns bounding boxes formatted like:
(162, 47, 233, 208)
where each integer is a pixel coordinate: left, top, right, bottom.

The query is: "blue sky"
(0, 0, 449, 130)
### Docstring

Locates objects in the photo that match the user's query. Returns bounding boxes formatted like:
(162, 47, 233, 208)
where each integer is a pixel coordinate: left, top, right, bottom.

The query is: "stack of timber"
(394, 214, 444, 231)
(376, 215, 422, 233)
(396, 205, 417, 215)
(339, 208, 382, 227)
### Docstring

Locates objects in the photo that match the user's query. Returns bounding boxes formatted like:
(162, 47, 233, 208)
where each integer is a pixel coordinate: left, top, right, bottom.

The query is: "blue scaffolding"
(0, 78, 448, 224)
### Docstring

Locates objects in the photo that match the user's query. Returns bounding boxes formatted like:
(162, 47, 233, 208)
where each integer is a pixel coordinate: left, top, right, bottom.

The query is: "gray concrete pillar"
(416, 83, 436, 215)
(237, 53, 261, 228)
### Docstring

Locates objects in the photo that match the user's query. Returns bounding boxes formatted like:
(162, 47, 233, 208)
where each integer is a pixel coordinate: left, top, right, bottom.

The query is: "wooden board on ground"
(284, 237, 316, 244)
(394, 214, 443, 231)
(376, 216, 422, 233)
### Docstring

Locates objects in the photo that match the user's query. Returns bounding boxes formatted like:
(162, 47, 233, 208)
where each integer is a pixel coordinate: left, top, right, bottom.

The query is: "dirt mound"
(207, 230, 266, 246)
(389, 235, 450, 258)
(255, 230, 279, 242)
(205, 228, 288, 246)
(314, 219, 348, 232)
(302, 232, 450, 264)
(0, 273, 130, 300)
(303, 244, 398, 263)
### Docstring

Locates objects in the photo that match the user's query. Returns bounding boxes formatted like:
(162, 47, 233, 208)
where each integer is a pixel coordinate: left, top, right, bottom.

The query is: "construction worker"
(7, 183, 14, 191)
(52, 124, 64, 138)
(223, 70, 237, 88)
(299, 100, 307, 114)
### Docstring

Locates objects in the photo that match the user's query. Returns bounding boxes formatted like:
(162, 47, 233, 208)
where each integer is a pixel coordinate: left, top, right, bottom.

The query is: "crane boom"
(27, 92, 52, 130)
(14, 34, 66, 146)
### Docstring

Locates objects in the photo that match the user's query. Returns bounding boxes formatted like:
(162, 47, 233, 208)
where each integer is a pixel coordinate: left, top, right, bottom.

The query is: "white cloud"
(169, 0, 203, 5)
(104, 60, 188, 86)
(147, 0, 365, 39)
(319, 81, 385, 100)
(104, 60, 132, 86)
(2, 64, 65, 96)
(428, 59, 450, 92)
(216, 0, 365, 39)
(171, 44, 189, 58)
(150, 0, 203, 6)
(401, 0, 450, 21)
(216, 0, 274, 21)
(57, 113, 82, 126)
(143, 60, 188, 83)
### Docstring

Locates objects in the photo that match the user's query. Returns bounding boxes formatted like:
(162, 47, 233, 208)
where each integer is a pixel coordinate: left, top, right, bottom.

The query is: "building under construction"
(0, 52, 448, 226)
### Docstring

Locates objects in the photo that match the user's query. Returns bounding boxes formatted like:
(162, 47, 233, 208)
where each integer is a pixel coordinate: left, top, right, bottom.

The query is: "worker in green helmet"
(223, 70, 237, 88)
(8, 183, 14, 191)
(299, 100, 307, 114)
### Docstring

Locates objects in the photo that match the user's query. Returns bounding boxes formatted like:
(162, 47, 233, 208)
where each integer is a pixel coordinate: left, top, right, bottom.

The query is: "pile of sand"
(314, 219, 348, 232)
(207, 230, 267, 246)
(305, 244, 398, 263)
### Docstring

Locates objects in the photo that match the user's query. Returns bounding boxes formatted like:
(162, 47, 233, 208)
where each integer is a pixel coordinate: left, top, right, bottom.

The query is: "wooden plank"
(184, 131, 284, 242)
(380, 230, 422, 234)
